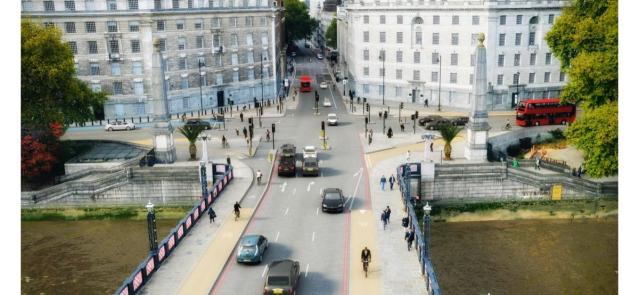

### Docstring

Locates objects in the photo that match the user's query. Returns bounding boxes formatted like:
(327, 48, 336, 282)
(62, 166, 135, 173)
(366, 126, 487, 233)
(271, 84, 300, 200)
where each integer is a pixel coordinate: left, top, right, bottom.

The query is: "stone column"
(151, 39, 177, 164)
(464, 33, 491, 161)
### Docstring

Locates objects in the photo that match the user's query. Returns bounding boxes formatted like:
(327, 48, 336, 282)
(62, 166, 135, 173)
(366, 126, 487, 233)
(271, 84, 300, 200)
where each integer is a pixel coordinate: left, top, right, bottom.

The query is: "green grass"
(21, 206, 193, 221)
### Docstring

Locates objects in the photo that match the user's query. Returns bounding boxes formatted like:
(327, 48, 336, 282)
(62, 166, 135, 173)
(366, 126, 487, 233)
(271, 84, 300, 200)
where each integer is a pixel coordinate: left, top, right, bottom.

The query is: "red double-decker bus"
(299, 75, 312, 92)
(515, 98, 576, 127)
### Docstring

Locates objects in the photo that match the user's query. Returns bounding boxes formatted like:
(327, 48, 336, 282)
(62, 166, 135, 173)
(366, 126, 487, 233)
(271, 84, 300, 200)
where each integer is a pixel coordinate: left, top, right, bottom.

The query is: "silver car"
(105, 121, 135, 131)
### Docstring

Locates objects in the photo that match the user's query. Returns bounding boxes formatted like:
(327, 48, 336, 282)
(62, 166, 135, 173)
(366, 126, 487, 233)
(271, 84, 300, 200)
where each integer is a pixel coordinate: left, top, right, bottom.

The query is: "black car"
(418, 115, 442, 126)
(264, 259, 300, 295)
(449, 116, 469, 126)
(302, 157, 319, 176)
(321, 188, 345, 213)
(184, 118, 211, 130)
(424, 118, 452, 130)
(280, 144, 296, 158)
(278, 156, 296, 177)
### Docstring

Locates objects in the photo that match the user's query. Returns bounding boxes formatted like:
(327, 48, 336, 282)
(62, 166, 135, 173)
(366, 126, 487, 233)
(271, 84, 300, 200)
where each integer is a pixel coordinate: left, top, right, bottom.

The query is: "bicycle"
(234, 209, 240, 221)
(362, 259, 369, 278)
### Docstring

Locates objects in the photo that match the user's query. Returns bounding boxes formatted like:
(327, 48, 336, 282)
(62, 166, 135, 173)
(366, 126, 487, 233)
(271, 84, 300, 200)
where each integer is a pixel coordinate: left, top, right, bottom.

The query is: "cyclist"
(361, 246, 372, 277)
(256, 170, 263, 185)
(233, 201, 241, 221)
(266, 130, 271, 142)
(504, 118, 512, 130)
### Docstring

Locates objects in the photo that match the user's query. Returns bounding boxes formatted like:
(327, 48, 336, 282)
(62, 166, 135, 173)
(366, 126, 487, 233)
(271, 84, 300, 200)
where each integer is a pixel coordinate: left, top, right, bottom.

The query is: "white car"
(327, 113, 338, 126)
(317, 53, 324, 60)
(105, 121, 135, 131)
(323, 98, 332, 107)
(303, 146, 318, 158)
(320, 81, 328, 89)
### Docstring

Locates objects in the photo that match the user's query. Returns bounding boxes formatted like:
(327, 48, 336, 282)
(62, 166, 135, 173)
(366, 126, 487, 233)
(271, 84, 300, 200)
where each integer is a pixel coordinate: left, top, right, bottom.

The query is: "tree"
(438, 124, 463, 160)
(178, 125, 206, 160)
(545, 0, 618, 177)
(325, 18, 337, 49)
(283, 0, 318, 43)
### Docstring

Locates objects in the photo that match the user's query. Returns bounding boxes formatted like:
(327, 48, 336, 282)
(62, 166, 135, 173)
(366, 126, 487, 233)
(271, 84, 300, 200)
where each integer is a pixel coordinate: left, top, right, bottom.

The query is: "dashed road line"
(305, 264, 310, 277)
(261, 265, 269, 278)
(284, 207, 289, 216)
(275, 231, 280, 242)
(312, 231, 316, 242)
(316, 208, 319, 215)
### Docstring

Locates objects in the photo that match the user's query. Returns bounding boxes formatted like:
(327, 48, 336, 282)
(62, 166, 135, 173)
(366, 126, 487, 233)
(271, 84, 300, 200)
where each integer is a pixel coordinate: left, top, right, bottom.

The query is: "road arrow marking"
(312, 232, 316, 242)
(281, 182, 287, 192)
(275, 231, 280, 242)
(307, 181, 315, 192)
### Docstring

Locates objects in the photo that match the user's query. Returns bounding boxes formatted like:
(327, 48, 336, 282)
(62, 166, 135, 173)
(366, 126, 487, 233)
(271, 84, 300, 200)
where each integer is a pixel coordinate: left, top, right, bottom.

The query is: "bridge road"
(210, 45, 366, 295)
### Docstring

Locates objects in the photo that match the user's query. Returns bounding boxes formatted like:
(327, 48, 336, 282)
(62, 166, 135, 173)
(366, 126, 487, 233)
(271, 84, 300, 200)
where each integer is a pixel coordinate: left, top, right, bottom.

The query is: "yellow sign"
(551, 184, 562, 200)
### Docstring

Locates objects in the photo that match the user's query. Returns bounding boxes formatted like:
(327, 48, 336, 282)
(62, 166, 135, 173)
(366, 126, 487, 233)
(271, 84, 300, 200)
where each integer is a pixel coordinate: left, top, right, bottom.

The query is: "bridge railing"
(397, 163, 442, 295)
(114, 163, 234, 295)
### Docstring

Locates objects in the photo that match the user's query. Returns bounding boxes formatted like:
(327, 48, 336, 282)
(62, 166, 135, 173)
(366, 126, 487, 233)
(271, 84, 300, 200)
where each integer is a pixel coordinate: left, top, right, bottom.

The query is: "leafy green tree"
(438, 123, 463, 160)
(283, 0, 319, 43)
(564, 101, 617, 177)
(545, 0, 617, 177)
(325, 18, 337, 49)
(178, 125, 206, 160)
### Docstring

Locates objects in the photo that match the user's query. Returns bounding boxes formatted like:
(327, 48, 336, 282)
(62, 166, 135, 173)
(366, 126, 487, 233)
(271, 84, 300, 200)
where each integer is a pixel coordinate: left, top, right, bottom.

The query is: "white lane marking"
(353, 168, 363, 178)
(293, 188, 297, 195)
(312, 232, 316, 242)
(262, 265, 269, 278)
(319, 188, 322, 194)
(316, 208, 319, 215)
(248, 194, 256, 199)
(305, 264, 310, 277)
(281, 182, 287, 192)
(307, 181, 315, 192)
(284, 207, 289, 215)
(350, 168, 365, 211)
(329, 82, 338, 110)
(275, 231, 280, 242)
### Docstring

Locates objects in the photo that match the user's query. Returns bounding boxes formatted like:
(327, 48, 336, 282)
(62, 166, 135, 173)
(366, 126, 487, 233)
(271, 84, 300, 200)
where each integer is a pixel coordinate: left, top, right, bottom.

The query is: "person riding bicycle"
(504, 118, 512, 130)
(256, 170, 263, 185)
(361, 246, 371, 268)
(233, 201, 241, 219)
(266, 130, 271, 142)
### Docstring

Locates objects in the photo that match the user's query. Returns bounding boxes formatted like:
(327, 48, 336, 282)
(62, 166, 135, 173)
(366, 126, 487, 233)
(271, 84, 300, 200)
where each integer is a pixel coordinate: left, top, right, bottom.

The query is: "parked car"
(302, 157, 320, 177)
(321, 188, 346, 213)
(424, 118, 452, 130)
(323, 98, 332, 107)
(319, 81, 328, 89)
(303, 146, 317, 158)
(105, 121, 135, 131)
(418, 115, 442, 126)
(278, 156, 296, 177)
(327, 113, 338, 126)
(263, 259, 300, 295)
(280, 144, 296, 158)
(184, 118, 211, 130)
(316, 53, 324, 59)
(449, 116, 469, 126)
(236, 234, 269, 264)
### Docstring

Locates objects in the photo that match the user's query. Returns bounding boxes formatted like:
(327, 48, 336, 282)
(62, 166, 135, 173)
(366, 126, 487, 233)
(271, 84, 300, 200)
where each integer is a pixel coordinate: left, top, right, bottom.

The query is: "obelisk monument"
(151, 39, 177, 163)
(464, 33, 491, 161)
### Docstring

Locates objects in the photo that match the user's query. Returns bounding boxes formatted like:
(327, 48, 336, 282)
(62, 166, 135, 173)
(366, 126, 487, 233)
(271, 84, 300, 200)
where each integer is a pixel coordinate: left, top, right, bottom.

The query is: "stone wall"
(487, 125, 565, 158)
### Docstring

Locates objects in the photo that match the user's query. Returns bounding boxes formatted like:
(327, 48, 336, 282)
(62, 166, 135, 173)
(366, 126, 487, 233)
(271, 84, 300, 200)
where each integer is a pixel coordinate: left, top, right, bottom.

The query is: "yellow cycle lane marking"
(178, 208, 253, 295)
(350, 209, 381, 295)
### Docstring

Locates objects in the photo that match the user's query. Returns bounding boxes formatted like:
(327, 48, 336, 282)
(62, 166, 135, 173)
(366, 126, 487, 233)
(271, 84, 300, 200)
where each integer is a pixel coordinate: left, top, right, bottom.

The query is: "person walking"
(430, 142, 434, 152)
(242, 126, 248, 139)
(400, 123, 405, 132)
(208, 207, 217, 223)
(235, 128, 240, 136)
(378, 111, 383, 119)
(388, 174, 396, 190)
(385, 206, 392, 221)
(380, 175, 387, 191)
(387, 127, 393, 138)
(535, 155, 541, 170)
(577, 165, 583, 178)
(402, 215, 409, 229)
(407, 228, 415, 251)
(368, 133, 372, 145)
(381, 210, 388, 230)
(240, 112, 244, 122)
(424, 98, 429, 108)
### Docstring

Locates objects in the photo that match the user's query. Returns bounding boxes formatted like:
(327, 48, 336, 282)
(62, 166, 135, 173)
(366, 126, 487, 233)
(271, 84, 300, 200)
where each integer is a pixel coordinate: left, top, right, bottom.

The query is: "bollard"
(107, 119, 110, 124)
(99, 120, 102, 125)
(139, 117, 142, 123)
(205, 109, 207, 115)
(147, 116, 150, 122)
(191, 111, 193, 116)
(91, 121, 94, 126)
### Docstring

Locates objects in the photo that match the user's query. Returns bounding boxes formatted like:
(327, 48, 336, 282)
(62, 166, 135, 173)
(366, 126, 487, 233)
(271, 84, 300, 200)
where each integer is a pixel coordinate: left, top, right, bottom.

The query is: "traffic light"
(411, 114, 415, 121)
(415, 111, 419, 118)
(383, 110, 388, 119)
(365, 117, 369, 124)
(272, 123, 275, 133)
(363, 97, 367, 104)
(321, 121, 325, 131)
(400, 102, 404, 109)
(366, 103, 370, 112)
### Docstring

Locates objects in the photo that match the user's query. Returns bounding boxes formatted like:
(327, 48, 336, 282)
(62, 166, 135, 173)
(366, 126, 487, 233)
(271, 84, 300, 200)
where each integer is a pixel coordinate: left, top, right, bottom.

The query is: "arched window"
(529, 16, 538, 24)
(412, 17, 424, 25)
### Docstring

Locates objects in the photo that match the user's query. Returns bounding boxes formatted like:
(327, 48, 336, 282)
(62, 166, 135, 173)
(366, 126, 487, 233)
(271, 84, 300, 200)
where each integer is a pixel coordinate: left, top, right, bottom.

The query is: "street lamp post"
(423, 202, 432, 259)
(261, 53, 265, 105)
(379, 50, 385, 105)
(514, 71, 520, 108)
(146, 201, 158, 253)
(198, 60, 204, 117)
(437, 53, 442, 112)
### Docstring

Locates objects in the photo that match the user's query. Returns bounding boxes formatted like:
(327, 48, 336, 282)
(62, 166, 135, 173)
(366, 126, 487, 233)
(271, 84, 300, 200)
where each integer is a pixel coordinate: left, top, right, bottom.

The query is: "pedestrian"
(387, 127, 393, 138)
(381, 210, 388, 230)
(407, 228, 415, 251)
(385, 206, 392, 221)
(378, 111, 382, 119)
(572, 168, 577, 177)
(222, 135, 227, 148)
(235, 128, 240, 136)
(226, 156, 231, 166)
(404, 227, 410, 240)
(402, 215, 409, 228)
(208, 207, 217, 223)
(406, 150, 411, 163)
(380, 175, 387, 191)
(400, 123, 405, 132)
(246, 137, 250, 145)
(430, 142, 434, 152)
(240, 112, 244, 122)
(368, 133, 372, 145)
(243, 126, 248, 138)
(577, 165, 582, 178)
(388, 174, 396, 190)
(535, 155, 541, 170)
(424, 99, 429, 108)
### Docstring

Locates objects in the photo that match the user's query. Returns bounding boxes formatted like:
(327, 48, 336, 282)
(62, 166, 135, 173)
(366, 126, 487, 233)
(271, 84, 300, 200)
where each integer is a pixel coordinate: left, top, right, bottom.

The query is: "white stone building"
(22, 0, 286, 119)
(337, 0, 569, 110)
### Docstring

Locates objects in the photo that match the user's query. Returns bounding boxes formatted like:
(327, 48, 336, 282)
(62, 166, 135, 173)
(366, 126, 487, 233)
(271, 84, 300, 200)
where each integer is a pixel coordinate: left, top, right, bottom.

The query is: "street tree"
(283, 0, 319, 43)
(178, 125, 207, 160)
(438, 123, 462, 161)
(545, 0, 618, 177)
(325, 18, 337, 49)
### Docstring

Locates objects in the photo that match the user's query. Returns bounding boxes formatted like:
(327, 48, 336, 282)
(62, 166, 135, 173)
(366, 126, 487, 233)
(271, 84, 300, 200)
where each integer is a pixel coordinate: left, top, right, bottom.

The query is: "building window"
(450, 73, 457, 83)
(196, 36, 204, 48)
(433, 15, 440, 25)
(497, 74, 503, 85)
(178, 37, 186, 50)
(133, 82, 144, 95)
(191, 19, 202, 30)
(431, 71, 438, 82)
(515, 33, 522, 46)
(379, 68, 385, 78)
(43, 22, 54, 28)
(132, 61, 143, 75)
(548, 14, 555, 24)
(111, 62, 121, 76)
(450, 53, 458, 66)
(67, 42, 77, 54)
(396, 69, 402, 79)
(452, 15, 459, 25)
(247, 51, 254, 63)
(172, 0, 180, 8)
(513, 73, 520, 85)
(231, 34, 239, 47)
(107, 21, 118, 32)
(415, 32, 422, 45)
(413, 70, 420, 81)
(131, 40, 140, 53)
(216, 73, 223, 85)
(544, 72, 551, 83)
(154, 0, 161, 9)
(363, 84, 370, 94)
(378, 85, 384, 95)
(363, 67, 369, 76)
(109, 39, 119, 53)
(451, 33, 459, 45)
(396, 32, 403, 44)
(64, 22, 76, 34)
(499, 34, 505, 46)
(260, 16, 266, 26)
(176, 20, 185, 30)
(528, 72, 535, 84)
(159, 38, 167, 52)
(136, 103, 145, 114)
(247, 69, 255, 80)
(180, 77, 189, 89)
(380, 15, 386, 24)
(559, 71, 566, 82)
(113, 81, 123, 94)
(528, 32, 536, 46)
(364, 15, 369, 24)
(413, 51, 420, 63)
(363, 31, 369, 42)
(188, 0, 194, 8)
(470, 54, 475, 66)
(261, 32, 268, 44)
(212, 17, 221, 28)
(129, 21, 139, 32)
(514, 54, 520, 66)
(64, 1, 75, 11)
(128, 0, 138, 9)
(44, 1, 55, 11)
(432, 52, 439, 64)
(107, 0, 117, 10)
(499, 15, 506, 25)
(363, 49, 369, 61)
(469, 74, 474, 85)
(545, 52, 552, 65)
(157, 20, 165, 31)
(529, 53, 536, 66)
(245, 17, 252, 27)
(472, 16, 480, 25)
(380, 32, 386, 43)
(88, 41, 98, 54)
(397, 15, 403, 24)
(516, 15, 523, 25)
(395, 87, 402, 97)
(432, 33, 439, 45)
(179, 57, 187, 70)
(91, 83, 101, 92)
(498, 54, 504, 67)
(396, 50, 403, 63)
(471, 33, 478, 46)
(231, 53, 238, 65)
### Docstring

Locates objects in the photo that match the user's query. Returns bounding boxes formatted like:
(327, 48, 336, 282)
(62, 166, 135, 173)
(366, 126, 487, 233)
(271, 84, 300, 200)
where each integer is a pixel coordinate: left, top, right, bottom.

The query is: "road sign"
(421, 134, 436, 140)
(551, 184, 563, 200)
